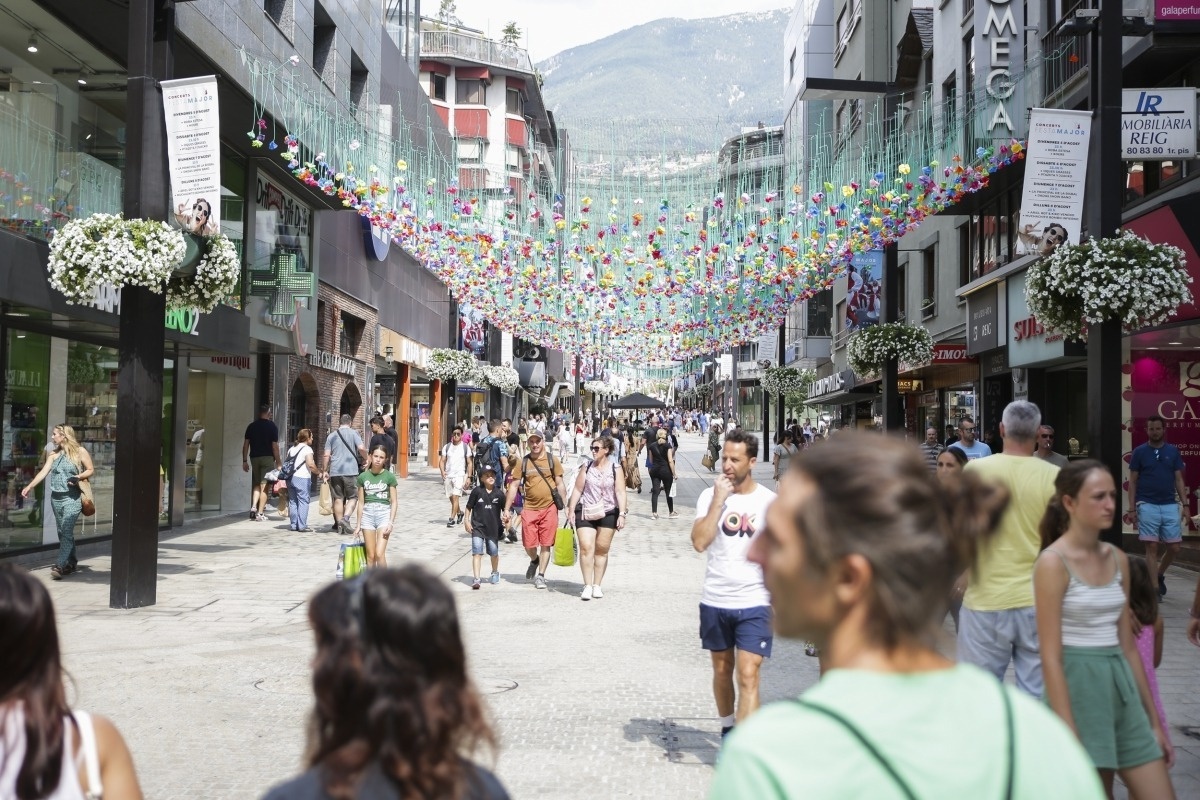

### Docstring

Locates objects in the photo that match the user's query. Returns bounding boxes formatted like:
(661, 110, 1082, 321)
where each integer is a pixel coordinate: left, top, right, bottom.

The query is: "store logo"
(1180, 362, 1200, 397)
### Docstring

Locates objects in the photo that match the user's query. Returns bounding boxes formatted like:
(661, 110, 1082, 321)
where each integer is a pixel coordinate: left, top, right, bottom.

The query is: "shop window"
(958, 223, 971, 287)
(313, 2, 337, 87)
(922, 246, 937, 317)
(807, 288, 833, 336)
(0, 330, 50, 551)
(340, 313, 365, 358)
(456, 79, 485, 105)
(506, 87, 523, 115)
(430, 73, 447, 101)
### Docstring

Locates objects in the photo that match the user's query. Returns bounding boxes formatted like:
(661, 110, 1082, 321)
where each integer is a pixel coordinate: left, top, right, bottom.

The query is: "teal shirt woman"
(22, 424, 95, 579)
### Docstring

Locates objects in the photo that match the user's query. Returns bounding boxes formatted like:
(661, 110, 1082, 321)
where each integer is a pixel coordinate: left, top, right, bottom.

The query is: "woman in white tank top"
(0, 565, 143, 799)
(1034, 460, 1174, 798)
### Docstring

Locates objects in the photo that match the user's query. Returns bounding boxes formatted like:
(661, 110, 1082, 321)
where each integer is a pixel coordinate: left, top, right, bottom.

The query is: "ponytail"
(1039, 497, 1069, 551)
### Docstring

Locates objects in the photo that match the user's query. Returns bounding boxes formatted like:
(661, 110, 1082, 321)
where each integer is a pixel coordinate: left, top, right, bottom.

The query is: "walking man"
(959, 401, 1059, 697)
(918, 426, 943, 472)
(949, 416, 992, 460)
(242, 404, 280, 521)
(1034, 425, 1069, 468)
(503, 430, 566, 589)
(321, 414, 367, 535)
(368, 415, 396, 471)
(691, 429, 777, 741)
(1129, 414, 1189, 598)
(440, 426, 473, 527)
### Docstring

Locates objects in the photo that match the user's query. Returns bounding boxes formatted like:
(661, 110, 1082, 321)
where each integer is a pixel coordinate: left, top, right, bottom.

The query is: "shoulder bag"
(524, 454, 565, 510)
(580, 463, 618, 520)
(76, 463, 96, 517)
(336, 429, 365, 472)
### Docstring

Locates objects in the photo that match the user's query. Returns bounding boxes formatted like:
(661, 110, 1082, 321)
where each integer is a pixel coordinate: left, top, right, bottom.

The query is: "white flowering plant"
(166, 233, 241, 313)
(480, 364, 520, 393)
(583, 380, 617, 395)
(847, 322, 934, 376)
(426, 348, 481, 382)
(1025, 230, 1192, 342)
(759, 366, 815, 396)
(48, 214, 184, 304)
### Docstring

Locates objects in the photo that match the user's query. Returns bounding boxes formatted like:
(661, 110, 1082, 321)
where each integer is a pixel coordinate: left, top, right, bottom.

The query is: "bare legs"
(575, 526, 615, 588)
(709, 649, 764, 722)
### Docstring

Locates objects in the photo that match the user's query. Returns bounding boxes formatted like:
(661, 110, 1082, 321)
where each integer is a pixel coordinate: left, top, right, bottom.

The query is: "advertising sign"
(1016, 108, 1092, 257)
(844, 250, 884, 332)
(1156, 0, 1200, 20)
(1006, 272, 1085, 367)
(161, 76, 221, 235)
(459, 302, 488, 359)
(966, 283, 1001, 355)
(1129, 349, 1200, 531)
(1122, 89, 1197, 160)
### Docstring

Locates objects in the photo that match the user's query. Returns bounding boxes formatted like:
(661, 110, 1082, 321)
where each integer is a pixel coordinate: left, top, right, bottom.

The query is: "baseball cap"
(480, 465, 497, 475)
(527, 431, 545, 441)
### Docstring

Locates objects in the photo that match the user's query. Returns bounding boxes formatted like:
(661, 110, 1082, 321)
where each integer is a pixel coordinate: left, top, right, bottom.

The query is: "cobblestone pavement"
(29, 432, 1200, 798)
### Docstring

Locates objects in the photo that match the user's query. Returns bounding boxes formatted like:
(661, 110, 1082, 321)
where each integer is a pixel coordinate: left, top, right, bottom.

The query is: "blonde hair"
(54, 425, 84, 469)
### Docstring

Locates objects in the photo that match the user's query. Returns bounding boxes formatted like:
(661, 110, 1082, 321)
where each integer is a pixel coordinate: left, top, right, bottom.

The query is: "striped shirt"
(1053, 547, 1124, 648)
(918, 442, 943, 471)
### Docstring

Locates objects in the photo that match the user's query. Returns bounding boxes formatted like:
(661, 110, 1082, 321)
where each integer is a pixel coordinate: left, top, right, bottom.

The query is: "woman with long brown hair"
(0, 564, 142, 799)
(20, 425, 94, 579)
(262, 565, 508, 800)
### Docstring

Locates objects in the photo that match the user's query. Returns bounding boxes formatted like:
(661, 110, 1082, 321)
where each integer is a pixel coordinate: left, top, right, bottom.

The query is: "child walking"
(1128, 555, 1172, 757)
(464, 466, 504, 589)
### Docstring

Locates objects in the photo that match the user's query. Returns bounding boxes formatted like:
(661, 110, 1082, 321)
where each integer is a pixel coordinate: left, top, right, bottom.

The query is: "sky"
(444, 0, 791, 62)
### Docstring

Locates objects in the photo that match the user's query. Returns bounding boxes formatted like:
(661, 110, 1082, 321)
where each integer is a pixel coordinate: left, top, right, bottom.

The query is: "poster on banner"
(458, 302, 487, 359)
(161, 76, 221, 235)
(843, 250, 884, 332)
(1015, 108, 1092, 257)
(1128, 349, 1200, 533)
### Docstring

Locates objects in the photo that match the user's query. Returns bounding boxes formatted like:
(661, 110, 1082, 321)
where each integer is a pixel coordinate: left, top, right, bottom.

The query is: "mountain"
(538, 9, 789, 156)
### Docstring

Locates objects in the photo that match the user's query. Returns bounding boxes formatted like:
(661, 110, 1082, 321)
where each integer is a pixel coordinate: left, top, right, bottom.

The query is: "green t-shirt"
(710, 664, 1103, 800)
(356, 468, 398, 505)
(963, 454, 1061, 611)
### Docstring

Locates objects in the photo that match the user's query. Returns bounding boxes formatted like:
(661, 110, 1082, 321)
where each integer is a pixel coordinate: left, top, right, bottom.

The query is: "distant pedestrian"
(20, 424, 94, 579)
(949, 417, 992, 460)
(555, 422, 574, 461)
(465, 466, 505, 589)
(285, 429, 318, 532)
(504, 431, 566, 589)
(959, 401, 1059, 697)
(322, 414, 368, 536)
(918, 426, 944, 471)
(354, 446, 398, 568)
(692, 429, 776, 742)
(710, 433, 1103, 799)
(771, 430, 798, 487)
(242, 404, 281, 522)
(367, 415, 395, 471)
(647, 428, 677, 520)
(1127, 555, 1171, 761)
(1128, 414, 1188, 600)
(565, 435, 627, 600)
(382, 413, 399, 452)
(1035, 425, 1070, 468)
(936, 444, 971, 631)
(440, 427, 473, 527)
(1035, 460, 1174, 795)
(705, 422, 722, 473)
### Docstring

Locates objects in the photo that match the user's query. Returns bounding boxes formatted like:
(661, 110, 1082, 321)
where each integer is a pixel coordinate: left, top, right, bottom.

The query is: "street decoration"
(1025, 229, 1192, 341)
(847, 322, 934, 377)
(479, 364, 520, 393)
(426, 347, 482, 383)
(759, 366, 814, 396)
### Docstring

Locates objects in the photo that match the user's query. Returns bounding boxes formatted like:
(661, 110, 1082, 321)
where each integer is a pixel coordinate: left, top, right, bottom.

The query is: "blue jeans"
(50, 492, 82, 570)
(287, 476, 311, 530)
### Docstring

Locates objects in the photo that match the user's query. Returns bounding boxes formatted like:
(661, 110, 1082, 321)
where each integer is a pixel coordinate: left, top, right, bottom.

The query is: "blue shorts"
(471, 535, 499, 556)
(1137, 502, 1183, 544)
(699, 603, 773, 657)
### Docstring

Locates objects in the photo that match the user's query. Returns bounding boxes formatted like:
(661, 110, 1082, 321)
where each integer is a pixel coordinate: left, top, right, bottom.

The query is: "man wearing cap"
(503, 429, 567, 589)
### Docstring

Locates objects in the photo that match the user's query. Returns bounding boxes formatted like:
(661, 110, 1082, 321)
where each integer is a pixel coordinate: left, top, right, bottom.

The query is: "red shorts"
(521, 505, 559, 548)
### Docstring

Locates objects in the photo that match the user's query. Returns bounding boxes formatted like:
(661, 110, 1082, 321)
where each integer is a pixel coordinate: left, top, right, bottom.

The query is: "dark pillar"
(776, 322, 787, 435)
(397, 363, 410, 479)
(882, 242, 902, 431)
(1087, 0, 1124, 549)
(446, 291, 458, 433)
(110, 0, 172, 608)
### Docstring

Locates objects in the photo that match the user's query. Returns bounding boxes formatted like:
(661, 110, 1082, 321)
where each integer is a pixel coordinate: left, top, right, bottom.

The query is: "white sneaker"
(580, 584, 592, 601)
(591, 585, 604, 599)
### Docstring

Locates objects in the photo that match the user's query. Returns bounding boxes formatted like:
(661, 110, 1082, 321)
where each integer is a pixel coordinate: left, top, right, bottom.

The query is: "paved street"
(24, 432, 1200, 798)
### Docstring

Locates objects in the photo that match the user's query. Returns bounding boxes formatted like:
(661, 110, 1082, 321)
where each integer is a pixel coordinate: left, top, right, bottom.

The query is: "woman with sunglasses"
(565, 436, 627, 601)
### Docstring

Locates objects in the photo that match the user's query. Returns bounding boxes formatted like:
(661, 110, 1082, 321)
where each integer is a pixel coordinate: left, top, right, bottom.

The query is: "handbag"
(339, 541, 367, 580)
(78, 477, 96, 517)
(336, 429, 366, 472)
(669, 480, 677, 499)
(553, 526, 577, 567)
(526, 454, 565, 511)
(701, 451, 716, 470)
(581, 502, 607, 521)
(318, 479, 333, 515)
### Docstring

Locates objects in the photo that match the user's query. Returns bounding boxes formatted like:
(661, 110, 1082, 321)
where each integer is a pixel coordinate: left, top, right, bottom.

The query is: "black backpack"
(475, 436, 503, 475)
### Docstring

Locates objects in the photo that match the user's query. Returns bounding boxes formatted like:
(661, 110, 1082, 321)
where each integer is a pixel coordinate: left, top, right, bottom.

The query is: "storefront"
(181, 355, 257, 515)
(806, 370, 877, 428)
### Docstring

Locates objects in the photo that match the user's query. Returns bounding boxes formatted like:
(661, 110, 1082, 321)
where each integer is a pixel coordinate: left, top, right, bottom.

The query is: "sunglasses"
(1040, 434, 1054, 439)
(591, 446, 602, 452)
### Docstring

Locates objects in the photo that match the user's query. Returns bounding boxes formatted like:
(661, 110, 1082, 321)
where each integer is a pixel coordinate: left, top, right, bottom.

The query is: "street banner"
(843, 249, 883, 332)
(1016, 108, 1092, 257)
(161, 75, 221, 235)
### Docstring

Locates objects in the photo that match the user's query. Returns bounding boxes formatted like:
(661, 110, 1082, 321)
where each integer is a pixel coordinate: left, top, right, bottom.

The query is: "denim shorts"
(360, 504, 392, 530)
(471, 535, 499, 556)
(1137, 502, 1183, 544)
(699, 603, 773, 657)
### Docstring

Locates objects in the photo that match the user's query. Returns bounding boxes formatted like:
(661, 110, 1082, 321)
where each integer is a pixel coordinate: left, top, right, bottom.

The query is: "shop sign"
(932, 343, 975, 364)
(897, 379, 923, 392)
(192, 355, 256, 376)
(919, 391, 938, 406)
(966, 283, 1000, 355)
(983, 349, 1010, 377)
(974, 0, 1023, 135)
(1121, 89, 1197, 160)
(84, 284, 201, 335)
(1007, 272, 1085, 366)
(810, 372, 844, 397)
(1156, 0, 1200, 21)
(308, 350, 358, 377)
(396, 336, 431, 369)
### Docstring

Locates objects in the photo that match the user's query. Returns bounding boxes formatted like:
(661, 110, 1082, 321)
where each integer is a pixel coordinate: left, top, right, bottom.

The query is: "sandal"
(50, 565, 64, 580)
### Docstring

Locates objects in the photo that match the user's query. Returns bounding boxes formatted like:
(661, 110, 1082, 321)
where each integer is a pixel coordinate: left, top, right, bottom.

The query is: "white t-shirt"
(286, 444, 313, 479)
(441, 441, 471, 478)
(695, 483, 776, 609)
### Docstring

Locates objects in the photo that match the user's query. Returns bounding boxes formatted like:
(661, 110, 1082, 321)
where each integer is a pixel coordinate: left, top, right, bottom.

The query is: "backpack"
(475, 436, 503, 475)
(279, 445, 306, 481)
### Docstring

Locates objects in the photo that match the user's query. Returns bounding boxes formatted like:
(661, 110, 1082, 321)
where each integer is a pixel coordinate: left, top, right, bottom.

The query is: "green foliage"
(847, 323, 934, 376)
(501, 22, 522, 45)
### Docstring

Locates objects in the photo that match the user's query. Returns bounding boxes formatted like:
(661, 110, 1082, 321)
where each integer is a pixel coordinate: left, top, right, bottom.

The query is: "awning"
(420, 60, 451, 76)
(457, 65, 491, 82)
(516, 360, 546, 389)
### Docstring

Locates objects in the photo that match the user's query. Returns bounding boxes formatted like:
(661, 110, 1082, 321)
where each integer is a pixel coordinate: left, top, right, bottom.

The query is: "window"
(506, 87, 523, 115)
(313, 2, 336, 87)
(941, 76, 957, 145)
(958, 223, 971, 288)
(922, 246, 936, 317)
(265, 0, 293, 39)
(430, 73, 447, 101)
(340, 312, 364, 358)
(835, 7, 849, 60)
(317, 300, 327, 349)
(457, 138, 485, 163)
(807, 289, 833, 336)
(456, 79, 485, 105)
(505, 145, 524, 171)
(789, 49, 797, 81)
(350, 51, 368, 112)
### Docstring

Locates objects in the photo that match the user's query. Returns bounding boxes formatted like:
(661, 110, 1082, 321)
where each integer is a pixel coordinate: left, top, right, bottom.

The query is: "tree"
(501, 22, 522, 45)
(436, 0, 460, 26)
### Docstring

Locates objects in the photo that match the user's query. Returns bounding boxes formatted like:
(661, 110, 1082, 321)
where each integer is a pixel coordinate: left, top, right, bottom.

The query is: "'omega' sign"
(977, 0, 1022, 135)
(810, 373, 845, 397)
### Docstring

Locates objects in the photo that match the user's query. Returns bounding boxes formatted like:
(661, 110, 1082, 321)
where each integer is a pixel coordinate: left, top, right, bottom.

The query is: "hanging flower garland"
(166, 233, 241, 313)
(759, 366, 814, 396)
(480, 364, 520, 393)
(1025, 230, 1192, 342)
(48, 214, 185, 304)
(426, 348, 481, 383)
(847, 323, 934, 376)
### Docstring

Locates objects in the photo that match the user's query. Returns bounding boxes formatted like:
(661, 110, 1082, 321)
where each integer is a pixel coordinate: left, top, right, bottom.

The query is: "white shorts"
(361, 504, 392, 531)
(444, 475, 465, 497)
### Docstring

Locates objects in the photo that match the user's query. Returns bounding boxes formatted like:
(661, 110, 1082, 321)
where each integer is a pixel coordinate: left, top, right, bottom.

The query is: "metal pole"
(882, 241, 902, 431)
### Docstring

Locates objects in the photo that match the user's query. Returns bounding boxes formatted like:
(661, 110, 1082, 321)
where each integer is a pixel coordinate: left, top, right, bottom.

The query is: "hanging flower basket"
(847, 322, 934, 376)
(759, 366, 815, 396)
(166, 233, 241, 313)
(48, 214, 185, 304)
(583, 380, 617, 395)
(426, 348, 481, 383)
(480, 364, 520, 394)
(1025, 229, 1192, 342)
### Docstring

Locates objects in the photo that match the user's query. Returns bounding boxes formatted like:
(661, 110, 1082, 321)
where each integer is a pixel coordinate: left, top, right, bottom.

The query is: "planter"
(47, 214, 184, 305)
(847, 322, 933, 376)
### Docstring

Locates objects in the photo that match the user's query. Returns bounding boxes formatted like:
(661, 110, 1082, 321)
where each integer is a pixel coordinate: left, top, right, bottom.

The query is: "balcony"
(421, 30, 534, 75)
(533, 141, 557, 189)
(1041, 28, 1089, 106)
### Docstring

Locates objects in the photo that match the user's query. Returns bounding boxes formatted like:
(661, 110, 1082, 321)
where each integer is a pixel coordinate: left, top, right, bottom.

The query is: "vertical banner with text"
(161, 76, 221, 235)
(1016, 108, 1092, 257)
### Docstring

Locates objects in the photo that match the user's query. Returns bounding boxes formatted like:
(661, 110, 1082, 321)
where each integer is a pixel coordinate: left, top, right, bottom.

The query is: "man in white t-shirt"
(439, 427, 473, 528)
(691, 428, 777, 744)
